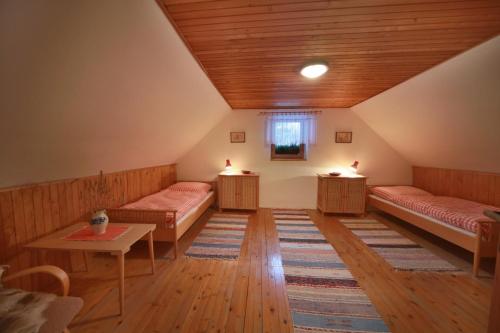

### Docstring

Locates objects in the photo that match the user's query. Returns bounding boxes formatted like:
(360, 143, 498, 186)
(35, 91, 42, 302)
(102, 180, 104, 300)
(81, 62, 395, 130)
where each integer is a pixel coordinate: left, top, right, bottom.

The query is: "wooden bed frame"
(368, 194, 499, 276)
(107, 181, 216, 259)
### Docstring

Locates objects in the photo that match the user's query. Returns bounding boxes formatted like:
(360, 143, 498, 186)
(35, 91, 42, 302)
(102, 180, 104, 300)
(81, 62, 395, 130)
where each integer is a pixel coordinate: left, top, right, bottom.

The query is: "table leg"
(83, 251, 89, 272)
(117, 253, 125, 315)
(148, 231, 155, 274)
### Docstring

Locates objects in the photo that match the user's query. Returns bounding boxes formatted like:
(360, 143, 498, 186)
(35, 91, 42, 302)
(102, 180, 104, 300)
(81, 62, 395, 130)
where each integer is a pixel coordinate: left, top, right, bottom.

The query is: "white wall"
(0, 0, 230, 187)
(352, 36, 500, 173)
(177, 109, 411, 209)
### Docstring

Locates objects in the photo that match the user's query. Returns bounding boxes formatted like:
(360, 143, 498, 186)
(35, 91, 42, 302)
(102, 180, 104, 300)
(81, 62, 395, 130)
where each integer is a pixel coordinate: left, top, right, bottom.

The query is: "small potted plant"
(271, 143, 306, 161)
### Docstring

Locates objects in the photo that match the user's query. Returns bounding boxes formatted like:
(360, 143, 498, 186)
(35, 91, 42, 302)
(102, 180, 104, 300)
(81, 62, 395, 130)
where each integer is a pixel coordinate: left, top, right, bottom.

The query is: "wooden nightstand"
(317, 174, 367, 215)
(218, 172, 259, 211)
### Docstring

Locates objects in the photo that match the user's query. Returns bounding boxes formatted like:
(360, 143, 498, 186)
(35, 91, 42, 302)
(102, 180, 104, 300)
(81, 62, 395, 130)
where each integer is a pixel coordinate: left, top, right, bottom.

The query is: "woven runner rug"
(185, 213, 249, 260)
(273, 209, 390, 333)
(340, 218, 461, 272)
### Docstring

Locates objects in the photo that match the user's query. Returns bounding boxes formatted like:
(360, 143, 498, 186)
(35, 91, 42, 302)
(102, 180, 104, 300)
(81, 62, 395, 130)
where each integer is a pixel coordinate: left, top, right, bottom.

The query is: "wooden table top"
(25, 223, 156, 254)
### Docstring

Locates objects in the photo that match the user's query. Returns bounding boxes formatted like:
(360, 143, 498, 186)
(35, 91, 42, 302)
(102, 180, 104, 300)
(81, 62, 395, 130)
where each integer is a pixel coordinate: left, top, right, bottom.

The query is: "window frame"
(264, 112, 317, 161)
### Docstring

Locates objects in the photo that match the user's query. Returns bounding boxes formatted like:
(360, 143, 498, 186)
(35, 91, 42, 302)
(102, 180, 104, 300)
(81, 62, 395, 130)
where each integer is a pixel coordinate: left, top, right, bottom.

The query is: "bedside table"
(317, 174, 366, 215)
(218, 172, 259, 211)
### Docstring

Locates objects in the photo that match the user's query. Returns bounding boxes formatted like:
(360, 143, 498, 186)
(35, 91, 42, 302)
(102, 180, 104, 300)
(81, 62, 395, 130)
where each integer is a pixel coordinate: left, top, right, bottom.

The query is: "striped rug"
(273, 209, 390, 333)
(340, 218, 461, 272)
(185, 213, 249, 260)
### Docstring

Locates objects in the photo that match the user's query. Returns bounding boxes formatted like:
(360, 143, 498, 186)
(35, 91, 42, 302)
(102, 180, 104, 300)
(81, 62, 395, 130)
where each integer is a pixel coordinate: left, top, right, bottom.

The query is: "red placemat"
(63, 225, 130, 241)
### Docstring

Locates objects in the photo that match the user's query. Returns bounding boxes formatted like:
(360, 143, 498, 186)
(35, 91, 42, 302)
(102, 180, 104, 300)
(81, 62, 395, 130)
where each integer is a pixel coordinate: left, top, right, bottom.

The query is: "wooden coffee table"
(25, 222, 156, 315)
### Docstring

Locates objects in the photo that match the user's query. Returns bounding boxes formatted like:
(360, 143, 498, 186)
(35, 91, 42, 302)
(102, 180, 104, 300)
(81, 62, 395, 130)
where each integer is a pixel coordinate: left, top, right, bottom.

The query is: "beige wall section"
(177, 109, 411, 209)
(352, 36, 500, 173)
(0, 0, 230, 187)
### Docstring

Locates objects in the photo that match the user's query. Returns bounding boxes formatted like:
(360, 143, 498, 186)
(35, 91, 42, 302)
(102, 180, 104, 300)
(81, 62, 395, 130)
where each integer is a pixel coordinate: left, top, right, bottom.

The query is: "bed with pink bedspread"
(370, 186, 498, 234)
(121, 187, 210, 222)
(107, 182, 215, 258)
(368, 186, 500, 275)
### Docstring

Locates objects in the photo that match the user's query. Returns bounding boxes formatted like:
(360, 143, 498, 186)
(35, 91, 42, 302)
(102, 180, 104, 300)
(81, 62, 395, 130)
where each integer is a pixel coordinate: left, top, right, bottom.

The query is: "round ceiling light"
(300, 63, 328, 79)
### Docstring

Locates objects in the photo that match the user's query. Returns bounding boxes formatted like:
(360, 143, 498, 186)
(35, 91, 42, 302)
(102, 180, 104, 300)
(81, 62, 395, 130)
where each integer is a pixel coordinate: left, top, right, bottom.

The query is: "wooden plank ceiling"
(159, 0, 500, 109)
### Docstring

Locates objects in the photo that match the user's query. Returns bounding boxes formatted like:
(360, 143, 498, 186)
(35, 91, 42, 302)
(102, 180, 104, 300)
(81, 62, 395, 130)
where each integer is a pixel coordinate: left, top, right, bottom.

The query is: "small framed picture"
(230, 131, 246, 143)
(335, 131, 352, 143)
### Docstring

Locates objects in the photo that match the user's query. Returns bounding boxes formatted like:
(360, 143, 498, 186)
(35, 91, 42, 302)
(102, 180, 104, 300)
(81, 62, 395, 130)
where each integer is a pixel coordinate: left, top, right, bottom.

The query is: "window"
(265, 112, 317, 160)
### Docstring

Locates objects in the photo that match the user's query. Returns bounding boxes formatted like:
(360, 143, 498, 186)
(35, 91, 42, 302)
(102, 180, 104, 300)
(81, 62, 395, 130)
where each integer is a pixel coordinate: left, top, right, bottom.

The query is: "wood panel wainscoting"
(413, 166, 500, 207)
(0, 164, 176, 291)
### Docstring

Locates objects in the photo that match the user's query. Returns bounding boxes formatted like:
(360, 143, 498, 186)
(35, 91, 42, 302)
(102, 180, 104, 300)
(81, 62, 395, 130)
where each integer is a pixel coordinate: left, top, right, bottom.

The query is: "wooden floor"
(67, 208, 494, 333)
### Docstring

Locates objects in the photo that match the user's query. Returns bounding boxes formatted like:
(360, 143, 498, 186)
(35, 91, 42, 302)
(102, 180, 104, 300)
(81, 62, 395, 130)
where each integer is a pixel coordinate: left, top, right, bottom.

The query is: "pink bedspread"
(371, 186, 498, 233)
(370, 185, 433, 201)
(121, 189, 208, 221)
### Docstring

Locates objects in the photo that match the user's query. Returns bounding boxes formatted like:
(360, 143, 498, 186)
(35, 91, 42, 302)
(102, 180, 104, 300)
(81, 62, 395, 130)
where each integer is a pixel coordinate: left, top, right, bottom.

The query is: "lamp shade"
(350, 160, 359, 172)
(225, 159, 232, 169)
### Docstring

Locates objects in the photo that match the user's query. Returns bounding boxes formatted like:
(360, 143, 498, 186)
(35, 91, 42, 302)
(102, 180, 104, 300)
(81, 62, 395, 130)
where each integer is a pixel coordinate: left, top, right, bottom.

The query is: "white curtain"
(265, 113, 317, 146)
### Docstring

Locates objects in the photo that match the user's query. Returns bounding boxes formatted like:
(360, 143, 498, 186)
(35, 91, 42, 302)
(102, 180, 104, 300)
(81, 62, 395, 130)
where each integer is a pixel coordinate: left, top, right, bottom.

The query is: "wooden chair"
(1, 265, 83, 333)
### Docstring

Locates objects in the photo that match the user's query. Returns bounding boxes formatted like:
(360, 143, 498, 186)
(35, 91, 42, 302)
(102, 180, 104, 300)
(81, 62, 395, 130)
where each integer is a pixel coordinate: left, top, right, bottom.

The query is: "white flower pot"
(90, 209, 109, 235)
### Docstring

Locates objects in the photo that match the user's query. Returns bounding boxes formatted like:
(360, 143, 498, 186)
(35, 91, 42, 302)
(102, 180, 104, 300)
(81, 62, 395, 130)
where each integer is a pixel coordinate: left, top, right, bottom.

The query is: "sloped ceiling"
(0, 0, 230, 187)
(352, 36, 500, 173)
(159, 0, 500, 109)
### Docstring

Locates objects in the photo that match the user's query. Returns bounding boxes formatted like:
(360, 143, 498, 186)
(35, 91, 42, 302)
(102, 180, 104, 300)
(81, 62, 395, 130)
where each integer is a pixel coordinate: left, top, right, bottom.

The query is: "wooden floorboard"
(67, 208, 493, 333)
